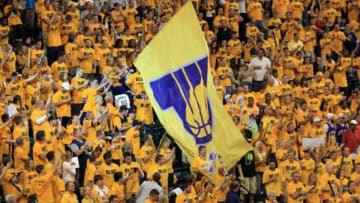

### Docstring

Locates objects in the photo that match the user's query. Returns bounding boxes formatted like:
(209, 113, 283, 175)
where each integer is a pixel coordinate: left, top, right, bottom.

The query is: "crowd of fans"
(0, 0, 359, 202)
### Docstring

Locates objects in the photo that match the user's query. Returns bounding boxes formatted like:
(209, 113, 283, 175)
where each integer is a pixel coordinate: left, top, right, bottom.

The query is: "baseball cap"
(350, 120, 358, 125)
(224, 94, 231, 100)
(313, 117, 321, 122)
(326, 113, 335, 120)
(338, 113, 345, 119)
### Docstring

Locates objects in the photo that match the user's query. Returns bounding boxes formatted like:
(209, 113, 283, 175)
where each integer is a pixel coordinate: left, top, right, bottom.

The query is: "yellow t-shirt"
(13, 125, 30, 155)
(14, 145, 29, 170)
(78, 47, 95, 74)
(139, 145, 156, 172)
(118, 162, 141, 196)
(175, 192, 197, 203)
(134, 97, 153, 125)
(125, 71, 144, 95)
(48, 23, 63, 47)
(109, 183, 125, 202)
(65, 42, 79, 68)
(216, 66, 233, 87)
(0, 25, 10, 45)
(247, 1, 263, 21)
(71, 77, 87, 104)
(60, 191, 77, 203)
(279, 160, 301, 181)
(125, 128, 141, 157)
(191, 155, 210, 178)
(30, 171, 55, 203)
(82, 88, 97, 113)
(262, 167, 282, 196)
(287, 181, 305, 203)
(52, 91, 71, 117)
(84, 162, 96, 186)
(333, 66, 348, 87)
(32, 141, 47, 166)
(96, 163, 120, 188)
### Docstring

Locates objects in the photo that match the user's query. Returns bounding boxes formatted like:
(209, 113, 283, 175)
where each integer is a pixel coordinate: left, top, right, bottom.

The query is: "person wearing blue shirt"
(225, 181, 242, 203)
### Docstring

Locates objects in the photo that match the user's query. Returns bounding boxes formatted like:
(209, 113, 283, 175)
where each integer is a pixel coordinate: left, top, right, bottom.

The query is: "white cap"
(326, 113, 334, 120)
(224, 94, 231, 100)
(62, 82, 71, 91)
(350, 120, 358, 125)
(338, 113, 345, 118)
(313, 117, 321, 122)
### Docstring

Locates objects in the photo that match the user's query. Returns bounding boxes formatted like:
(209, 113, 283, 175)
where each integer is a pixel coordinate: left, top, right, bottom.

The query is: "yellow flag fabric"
(134, 1, 252, 169)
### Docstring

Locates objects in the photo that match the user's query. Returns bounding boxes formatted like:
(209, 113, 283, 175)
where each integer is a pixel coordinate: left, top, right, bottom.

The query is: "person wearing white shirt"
(136, 173, 164, 203)
(93, 175, 110, 201)
(62, 151, 77, 183)
(249, 48, 271, 92)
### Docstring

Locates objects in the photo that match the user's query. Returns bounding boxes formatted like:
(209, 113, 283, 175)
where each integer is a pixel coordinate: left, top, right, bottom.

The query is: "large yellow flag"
(134, 1, 251, 169)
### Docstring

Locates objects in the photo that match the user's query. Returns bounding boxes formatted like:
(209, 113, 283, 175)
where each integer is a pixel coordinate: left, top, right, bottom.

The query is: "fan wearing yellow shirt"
(47, 12, 64, 65)
(320, 165, 340, 201)
(124, 0, 137, 26)
(300, 150, 315, 184)
(109, 172, 125, 203)
(340, 147, 354, 178)
(30, 99, 51, 139)
(247, 0, 263, 22)
(176, 182, 198, 203)
(328, 24, 345, 57)
(13, 116, 30, 157)
(0, 19, 10, 46)
(14, 137, 30, 171)
(279, 151, 301, 182)
(134, 92, 154, 125)
(96, 151, 120, 189)
(125, 70, 144, 96)
(263, 159, 283, 201)
(52, 82, 72, 126)
(125, 121, 142, 157)
(3, 45, 16, 79)
(198, 182, 218, 203)
(150, 155, 170, 191)
(140, 136, 157, 175)
(214, 76, 225, 101)
(144, 189, 160, 203)
(78, 39, 95, 75)
(111, 3, 127, 32)
(119, 152, 144, 200)
(216, 57, 234, 93)
(95, 40, 111, 74)
(287, 171, 306, 203)
(71, 69, 88, 115)
(51, 51, 68, 81)
(333, 65, 348, 91)
(61, 15, 78, 44)
(350, 164, 360, 195)
(60, 181, 78, 203)
(5, 71, 39, 101)
(342, 181, 359, 203)
(64, 34, 79, 73)
(32, 131, 49, 167)
(307, 117, 326, 138)
(84, 154, 97, 187)
(30, 164, 57, 203)
(191, 146, 211, 180)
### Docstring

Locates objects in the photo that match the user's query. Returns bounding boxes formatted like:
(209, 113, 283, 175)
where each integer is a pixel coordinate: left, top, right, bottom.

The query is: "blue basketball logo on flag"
(149, 56, 213, 145)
